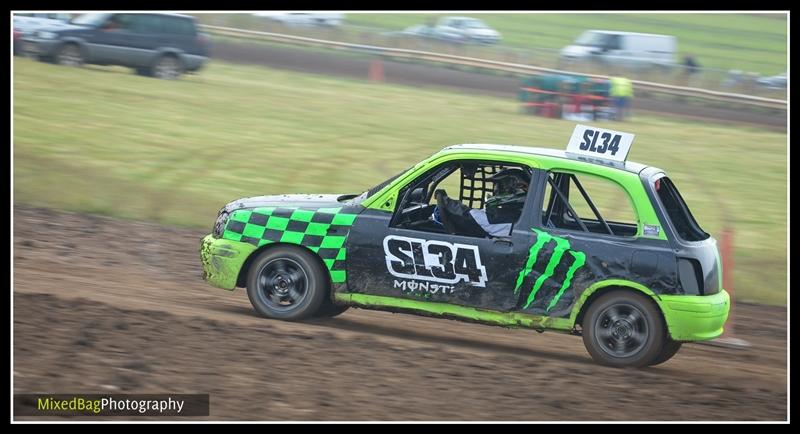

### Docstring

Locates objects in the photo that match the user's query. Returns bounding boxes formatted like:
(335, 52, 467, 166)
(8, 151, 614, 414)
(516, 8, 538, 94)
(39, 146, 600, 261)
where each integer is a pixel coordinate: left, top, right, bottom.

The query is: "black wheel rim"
(256, 258, 308, 312)
(594, 303, 649, 358)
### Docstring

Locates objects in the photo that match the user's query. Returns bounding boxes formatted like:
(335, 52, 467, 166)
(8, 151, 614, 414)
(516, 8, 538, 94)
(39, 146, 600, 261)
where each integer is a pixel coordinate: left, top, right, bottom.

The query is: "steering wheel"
(434, 189, 456, 234)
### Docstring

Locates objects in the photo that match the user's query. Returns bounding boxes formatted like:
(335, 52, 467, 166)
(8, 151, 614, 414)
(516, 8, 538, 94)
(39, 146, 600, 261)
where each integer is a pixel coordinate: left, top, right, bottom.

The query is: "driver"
(432, 168, 530, 237)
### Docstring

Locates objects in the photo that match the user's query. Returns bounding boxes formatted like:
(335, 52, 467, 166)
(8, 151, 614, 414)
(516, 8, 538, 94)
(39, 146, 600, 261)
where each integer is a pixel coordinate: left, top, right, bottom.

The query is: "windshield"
(462, 19, 488, 29)
(574, 31, 604, 47)
(69, 13, 110, 26)
(349, 168, 411, 204)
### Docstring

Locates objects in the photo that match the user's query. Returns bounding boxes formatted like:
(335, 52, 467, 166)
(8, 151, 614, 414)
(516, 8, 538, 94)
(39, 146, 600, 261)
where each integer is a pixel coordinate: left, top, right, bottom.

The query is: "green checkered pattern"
(222, 206, 358, 283)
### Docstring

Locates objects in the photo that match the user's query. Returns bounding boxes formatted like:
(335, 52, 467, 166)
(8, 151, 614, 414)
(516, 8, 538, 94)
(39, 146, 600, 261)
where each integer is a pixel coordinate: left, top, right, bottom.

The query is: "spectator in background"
(683, 54, 700, 74)
(609, 76, 633, 121)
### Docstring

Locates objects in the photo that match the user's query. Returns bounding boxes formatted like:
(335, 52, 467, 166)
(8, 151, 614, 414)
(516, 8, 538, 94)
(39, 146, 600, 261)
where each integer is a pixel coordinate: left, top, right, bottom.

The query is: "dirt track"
(13, 206, 787, 421)
(210, 40, 787, 131)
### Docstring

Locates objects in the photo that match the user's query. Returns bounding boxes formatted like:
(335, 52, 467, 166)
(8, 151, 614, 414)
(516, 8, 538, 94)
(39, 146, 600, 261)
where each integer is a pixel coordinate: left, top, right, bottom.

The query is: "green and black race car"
(200, 125, 730, 368)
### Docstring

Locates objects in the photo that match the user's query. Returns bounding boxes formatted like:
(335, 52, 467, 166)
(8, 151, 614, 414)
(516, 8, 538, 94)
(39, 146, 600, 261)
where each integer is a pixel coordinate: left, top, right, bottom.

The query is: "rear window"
(654, 176, 709, 241)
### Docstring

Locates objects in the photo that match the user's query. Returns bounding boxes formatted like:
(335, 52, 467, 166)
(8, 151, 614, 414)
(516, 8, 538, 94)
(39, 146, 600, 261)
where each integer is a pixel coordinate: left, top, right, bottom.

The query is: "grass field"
(12, 58, 787, 305)
(345, 13, 788, 75)
(196, 13, 787, 75)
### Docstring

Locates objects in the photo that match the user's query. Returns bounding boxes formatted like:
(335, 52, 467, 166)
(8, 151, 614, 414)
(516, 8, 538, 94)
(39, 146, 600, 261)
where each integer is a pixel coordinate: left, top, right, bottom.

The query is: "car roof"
(440, 144, 654, 175)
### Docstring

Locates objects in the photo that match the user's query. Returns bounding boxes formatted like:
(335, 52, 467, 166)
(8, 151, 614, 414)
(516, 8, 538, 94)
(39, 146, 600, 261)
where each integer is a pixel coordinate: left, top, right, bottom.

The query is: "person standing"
(609, 76, 633, 121)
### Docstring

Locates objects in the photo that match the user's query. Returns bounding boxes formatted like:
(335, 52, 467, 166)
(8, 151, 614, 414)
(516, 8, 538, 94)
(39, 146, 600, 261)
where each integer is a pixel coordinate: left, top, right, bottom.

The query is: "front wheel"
(246, 246, 327, 321)
(56, 43, 83, 67)
(648, 339, 682, 366)
(316, 300, 350, 318)
(582, 290, 666, 368)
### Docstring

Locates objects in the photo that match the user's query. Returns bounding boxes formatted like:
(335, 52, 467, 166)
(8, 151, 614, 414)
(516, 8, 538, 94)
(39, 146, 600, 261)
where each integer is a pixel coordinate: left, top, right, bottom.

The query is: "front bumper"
(200, 234, 257, 290)
(659, 290, 730, 341)
(20, 38, 60, 59)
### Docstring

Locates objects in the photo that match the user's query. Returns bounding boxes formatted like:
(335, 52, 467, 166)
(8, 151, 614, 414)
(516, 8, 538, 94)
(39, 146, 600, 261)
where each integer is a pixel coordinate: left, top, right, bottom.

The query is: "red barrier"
(369, 58, 384, 83)
(705, 226, 750, 348)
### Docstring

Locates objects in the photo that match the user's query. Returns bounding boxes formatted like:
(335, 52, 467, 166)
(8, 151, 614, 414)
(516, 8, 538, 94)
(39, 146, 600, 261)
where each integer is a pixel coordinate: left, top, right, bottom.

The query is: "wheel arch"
(236, 242, 332, 291)
(151, 48, 185, 66)
(53, 38, 87, 61)
(570, 279, 669, 332)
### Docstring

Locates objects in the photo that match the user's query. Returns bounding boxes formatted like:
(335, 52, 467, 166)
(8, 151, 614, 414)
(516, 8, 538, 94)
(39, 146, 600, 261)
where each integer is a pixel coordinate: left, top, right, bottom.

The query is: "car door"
(523, 168, 678, 318)
(90, 13, 157, 67)
(345, 158, 539, 311)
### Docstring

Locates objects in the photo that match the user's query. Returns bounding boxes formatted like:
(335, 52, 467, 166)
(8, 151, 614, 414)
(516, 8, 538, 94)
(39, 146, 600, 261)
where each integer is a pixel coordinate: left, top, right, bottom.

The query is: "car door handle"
(493, 238, 513, 251)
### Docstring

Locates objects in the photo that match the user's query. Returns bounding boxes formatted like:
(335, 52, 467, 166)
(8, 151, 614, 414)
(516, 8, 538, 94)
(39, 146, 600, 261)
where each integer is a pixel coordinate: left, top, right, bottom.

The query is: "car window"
(604, 34, 622, 50)
(70, 13, 110, 27)
(137, 14, 163, 33)
(161, 16, 196, 36)
(654, 176, 709, 241)
(110, 14, 139, 32)
(542, 171, 638, 237)
(463, 19, 486, 29)
(392, 160, 533, 238)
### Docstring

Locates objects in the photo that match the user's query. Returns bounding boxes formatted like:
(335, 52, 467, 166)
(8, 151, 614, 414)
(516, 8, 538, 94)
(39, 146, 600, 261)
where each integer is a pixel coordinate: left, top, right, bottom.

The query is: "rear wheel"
(246, 246, 327, 321)
(582, 290, 666, 368)
(151, 55, 182, 79)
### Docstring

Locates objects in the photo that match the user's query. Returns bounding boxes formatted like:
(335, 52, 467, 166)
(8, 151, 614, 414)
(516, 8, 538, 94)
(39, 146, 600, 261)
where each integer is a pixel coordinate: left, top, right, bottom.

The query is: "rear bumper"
(659, 290, 730, 341)
(200, 234, 256, 290)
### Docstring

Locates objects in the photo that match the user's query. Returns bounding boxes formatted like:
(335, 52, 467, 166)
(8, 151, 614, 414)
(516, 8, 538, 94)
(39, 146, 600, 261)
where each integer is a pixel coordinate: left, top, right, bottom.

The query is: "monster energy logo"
(514, 229, 587, 312)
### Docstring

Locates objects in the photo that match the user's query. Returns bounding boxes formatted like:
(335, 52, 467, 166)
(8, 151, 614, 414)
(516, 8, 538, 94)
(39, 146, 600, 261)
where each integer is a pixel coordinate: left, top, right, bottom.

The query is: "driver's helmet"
(486, 168, 530, 205)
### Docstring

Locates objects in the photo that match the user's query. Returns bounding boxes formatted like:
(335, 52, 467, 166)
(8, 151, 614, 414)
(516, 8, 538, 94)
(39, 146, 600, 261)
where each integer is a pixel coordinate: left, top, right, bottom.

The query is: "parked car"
(560, 30, 677, 70)
(20, 13, 209, 79)
(756, 72, 787, 90)
(200, 125, 730, 368)
(254, 12, 344, 27)
(433, 16, 501, 44)
(13, 13, 71, 55)
(382, 24, 436, 38)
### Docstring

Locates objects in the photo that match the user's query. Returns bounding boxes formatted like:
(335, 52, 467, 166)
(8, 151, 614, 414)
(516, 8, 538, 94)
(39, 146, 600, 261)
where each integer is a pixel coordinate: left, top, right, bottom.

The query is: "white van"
(560, 30, 677, 69)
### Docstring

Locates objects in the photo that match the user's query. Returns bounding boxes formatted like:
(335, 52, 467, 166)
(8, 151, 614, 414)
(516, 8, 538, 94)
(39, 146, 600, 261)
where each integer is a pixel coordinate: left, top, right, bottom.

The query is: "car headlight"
(212, 209, 230, 238)
(37, 31, 57, 39)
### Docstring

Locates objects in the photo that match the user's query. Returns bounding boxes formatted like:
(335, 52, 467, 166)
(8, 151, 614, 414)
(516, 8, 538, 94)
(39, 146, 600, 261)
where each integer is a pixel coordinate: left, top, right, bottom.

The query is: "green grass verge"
(13, 58, 786, 305)
(344, 13, 787, 75)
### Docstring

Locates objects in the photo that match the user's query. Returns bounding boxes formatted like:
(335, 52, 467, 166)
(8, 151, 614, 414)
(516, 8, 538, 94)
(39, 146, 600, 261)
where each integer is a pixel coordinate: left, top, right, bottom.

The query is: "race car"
(200, 125, 730, 368)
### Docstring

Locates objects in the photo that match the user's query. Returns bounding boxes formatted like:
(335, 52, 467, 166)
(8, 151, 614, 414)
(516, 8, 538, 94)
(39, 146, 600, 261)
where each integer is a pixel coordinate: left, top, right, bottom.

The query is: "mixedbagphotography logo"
(14, 394, 210, 417)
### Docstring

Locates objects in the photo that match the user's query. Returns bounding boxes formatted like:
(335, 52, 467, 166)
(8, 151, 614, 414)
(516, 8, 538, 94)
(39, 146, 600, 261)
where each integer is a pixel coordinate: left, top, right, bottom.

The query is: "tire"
(151, 55, 183, 80)
(648, 340, 682, 366)
(582, 290, 666, 368)
(56, 43, 83, 67)
(316, 300, 350, 318)
(135, 67, 151, 77)
(246, 246, 327, 321)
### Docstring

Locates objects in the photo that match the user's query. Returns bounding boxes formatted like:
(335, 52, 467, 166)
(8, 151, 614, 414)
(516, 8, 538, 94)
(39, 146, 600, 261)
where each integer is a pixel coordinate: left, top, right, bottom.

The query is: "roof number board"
(566, 124, 634, 163)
